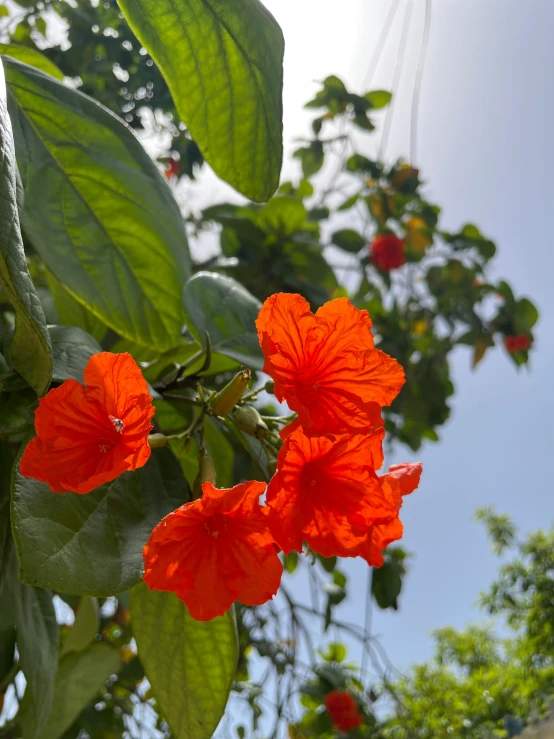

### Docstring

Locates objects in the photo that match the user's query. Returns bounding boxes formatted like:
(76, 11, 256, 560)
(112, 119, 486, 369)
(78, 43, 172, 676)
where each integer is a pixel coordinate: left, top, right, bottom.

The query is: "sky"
(236, 0, 554, 678)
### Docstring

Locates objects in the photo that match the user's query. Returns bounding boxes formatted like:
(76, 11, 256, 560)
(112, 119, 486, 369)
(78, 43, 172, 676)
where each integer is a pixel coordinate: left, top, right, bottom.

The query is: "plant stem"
(0, 661, 20, 694)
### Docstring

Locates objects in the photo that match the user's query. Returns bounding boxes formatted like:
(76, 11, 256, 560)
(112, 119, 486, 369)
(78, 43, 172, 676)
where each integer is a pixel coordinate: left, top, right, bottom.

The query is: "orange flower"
(324, 691, 363, 732)
(355, 462, 423, 566)
(370, 233, 406, 271)
(20, 352, 154, 494)
(256, 294, 404, 437)
(504, 334, 531, 353)
(142, 481, 283, 621)
(265, 424, 398, 558)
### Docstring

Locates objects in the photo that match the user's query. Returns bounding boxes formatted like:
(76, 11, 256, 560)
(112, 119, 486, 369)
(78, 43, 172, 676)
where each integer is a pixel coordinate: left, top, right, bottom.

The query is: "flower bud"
(268, 458, 277, 476)
(264, 380, 275, 394)
(148, 433, 168, 449)
(210, 369, 251, 417)
(234, 405, 269, 439)
(192, 451, 216, 500)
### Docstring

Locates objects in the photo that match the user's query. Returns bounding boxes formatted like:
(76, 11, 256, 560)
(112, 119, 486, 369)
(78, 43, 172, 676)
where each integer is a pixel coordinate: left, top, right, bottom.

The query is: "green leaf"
(60, 596, 99, 656)
(228, 422, 273, 482)
(183, 272, 263, 370)
(0, 45, 63, 80)
(0, 389, 34, 441)
(45, 270, 107, 343)
(515, 298, 539, 329)
(11, 447, 189, 596)
(284, 551, 298, 574)
(293, 141, 324, 178)
(254, 196, 311, 235)
(131, 583, 238, 739)
(364, 89, 392, 109)
(331, 228, 366, 253)
(337, 193, 360, 211)
(117, 0, 284, 202)
(0, 58, 52, 396)
(24, 644, 121, 739)
(0, 442, 14, 595)
(204, 417, 234, 488)
(5, 57, 190, 352)
(282, 242, 338, 308)
(6, 546, 59, 737)
(371, 549, 407, 610)
(49, 326, 102, 383)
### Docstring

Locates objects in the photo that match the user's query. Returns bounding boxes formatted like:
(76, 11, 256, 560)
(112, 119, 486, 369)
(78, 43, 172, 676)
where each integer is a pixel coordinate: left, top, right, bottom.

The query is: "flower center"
(300, 462, 321, 493)
(204, 513, 228, 539)
(109, 415, 125, 434)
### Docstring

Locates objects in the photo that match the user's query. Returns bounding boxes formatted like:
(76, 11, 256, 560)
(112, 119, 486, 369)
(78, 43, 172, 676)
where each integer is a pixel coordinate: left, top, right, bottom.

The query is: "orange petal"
(380, 461, 422, 509)
(266, 426, 397, 558)
(143, 482, 282, 621)
(84, 352, 150, 419)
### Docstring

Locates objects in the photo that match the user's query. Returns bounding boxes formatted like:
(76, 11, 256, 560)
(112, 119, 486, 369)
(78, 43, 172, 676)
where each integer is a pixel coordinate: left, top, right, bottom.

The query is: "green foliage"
(0, 59, 52, 396)
(0, 45, 63, 80)
(5, 546, 59, 737)
(22, 644, 121, 739)
(60, 597, 99, 656)
(11, 447, 188, 596)
(183, 272, 263, 369)
(294, 519, 554, 739)
(5, 57, 190, 351)
(331, 229, 367, 254)
(49, 326, 102, 383)
(131, 583, 238, 739)
(371, 547, 409, 610)
(117, 0, 284, 201)
(45, 271, 107, 343)
(375, 517, 554, 738)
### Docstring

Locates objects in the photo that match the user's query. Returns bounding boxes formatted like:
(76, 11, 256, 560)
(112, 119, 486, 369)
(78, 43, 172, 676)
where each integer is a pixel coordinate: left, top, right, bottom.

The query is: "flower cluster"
(20, 294, 421, 622)
(324, 691, 364, 732)
(257, 294, 421, 568)
(370, 232, 406, 271)
(504, 334, 531, 353)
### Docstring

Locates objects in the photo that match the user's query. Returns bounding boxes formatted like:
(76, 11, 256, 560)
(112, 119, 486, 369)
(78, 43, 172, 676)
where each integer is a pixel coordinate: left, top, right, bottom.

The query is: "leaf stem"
(0, 660, 20, 694)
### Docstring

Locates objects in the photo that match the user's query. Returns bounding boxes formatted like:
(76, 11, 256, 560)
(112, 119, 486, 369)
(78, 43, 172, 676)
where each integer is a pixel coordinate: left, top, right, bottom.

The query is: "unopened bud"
(234, 405, 269, 439)
(264, 380, 275, 394)
(192, 452, 216, 500)
(210, 369, 251, 417)
(148, 433, 168, 449)
(268, 459, 277, 476)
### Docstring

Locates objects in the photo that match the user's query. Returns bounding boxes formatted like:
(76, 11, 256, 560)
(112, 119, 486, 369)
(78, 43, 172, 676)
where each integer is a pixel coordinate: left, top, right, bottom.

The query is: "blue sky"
(248, 0, 554, 676)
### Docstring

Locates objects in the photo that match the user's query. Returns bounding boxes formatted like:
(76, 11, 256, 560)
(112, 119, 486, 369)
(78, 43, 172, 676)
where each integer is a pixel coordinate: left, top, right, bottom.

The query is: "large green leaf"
(0, 389, 34, 442)
(22, 644, 121, 739)
(0, 45, 63, 80)
(6, 546, 59, 737)
(11, 447, 189, 596)
(0, 442, 13, 595)
(117, 0, 284, 201)
(131, 583, 238, 739)
(49, 325, 102, 383)
(45, 270, 107, 343)
(0, 58, 52, 395)
(183, 272, 263, 369)
(5, 57, 190, 351)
